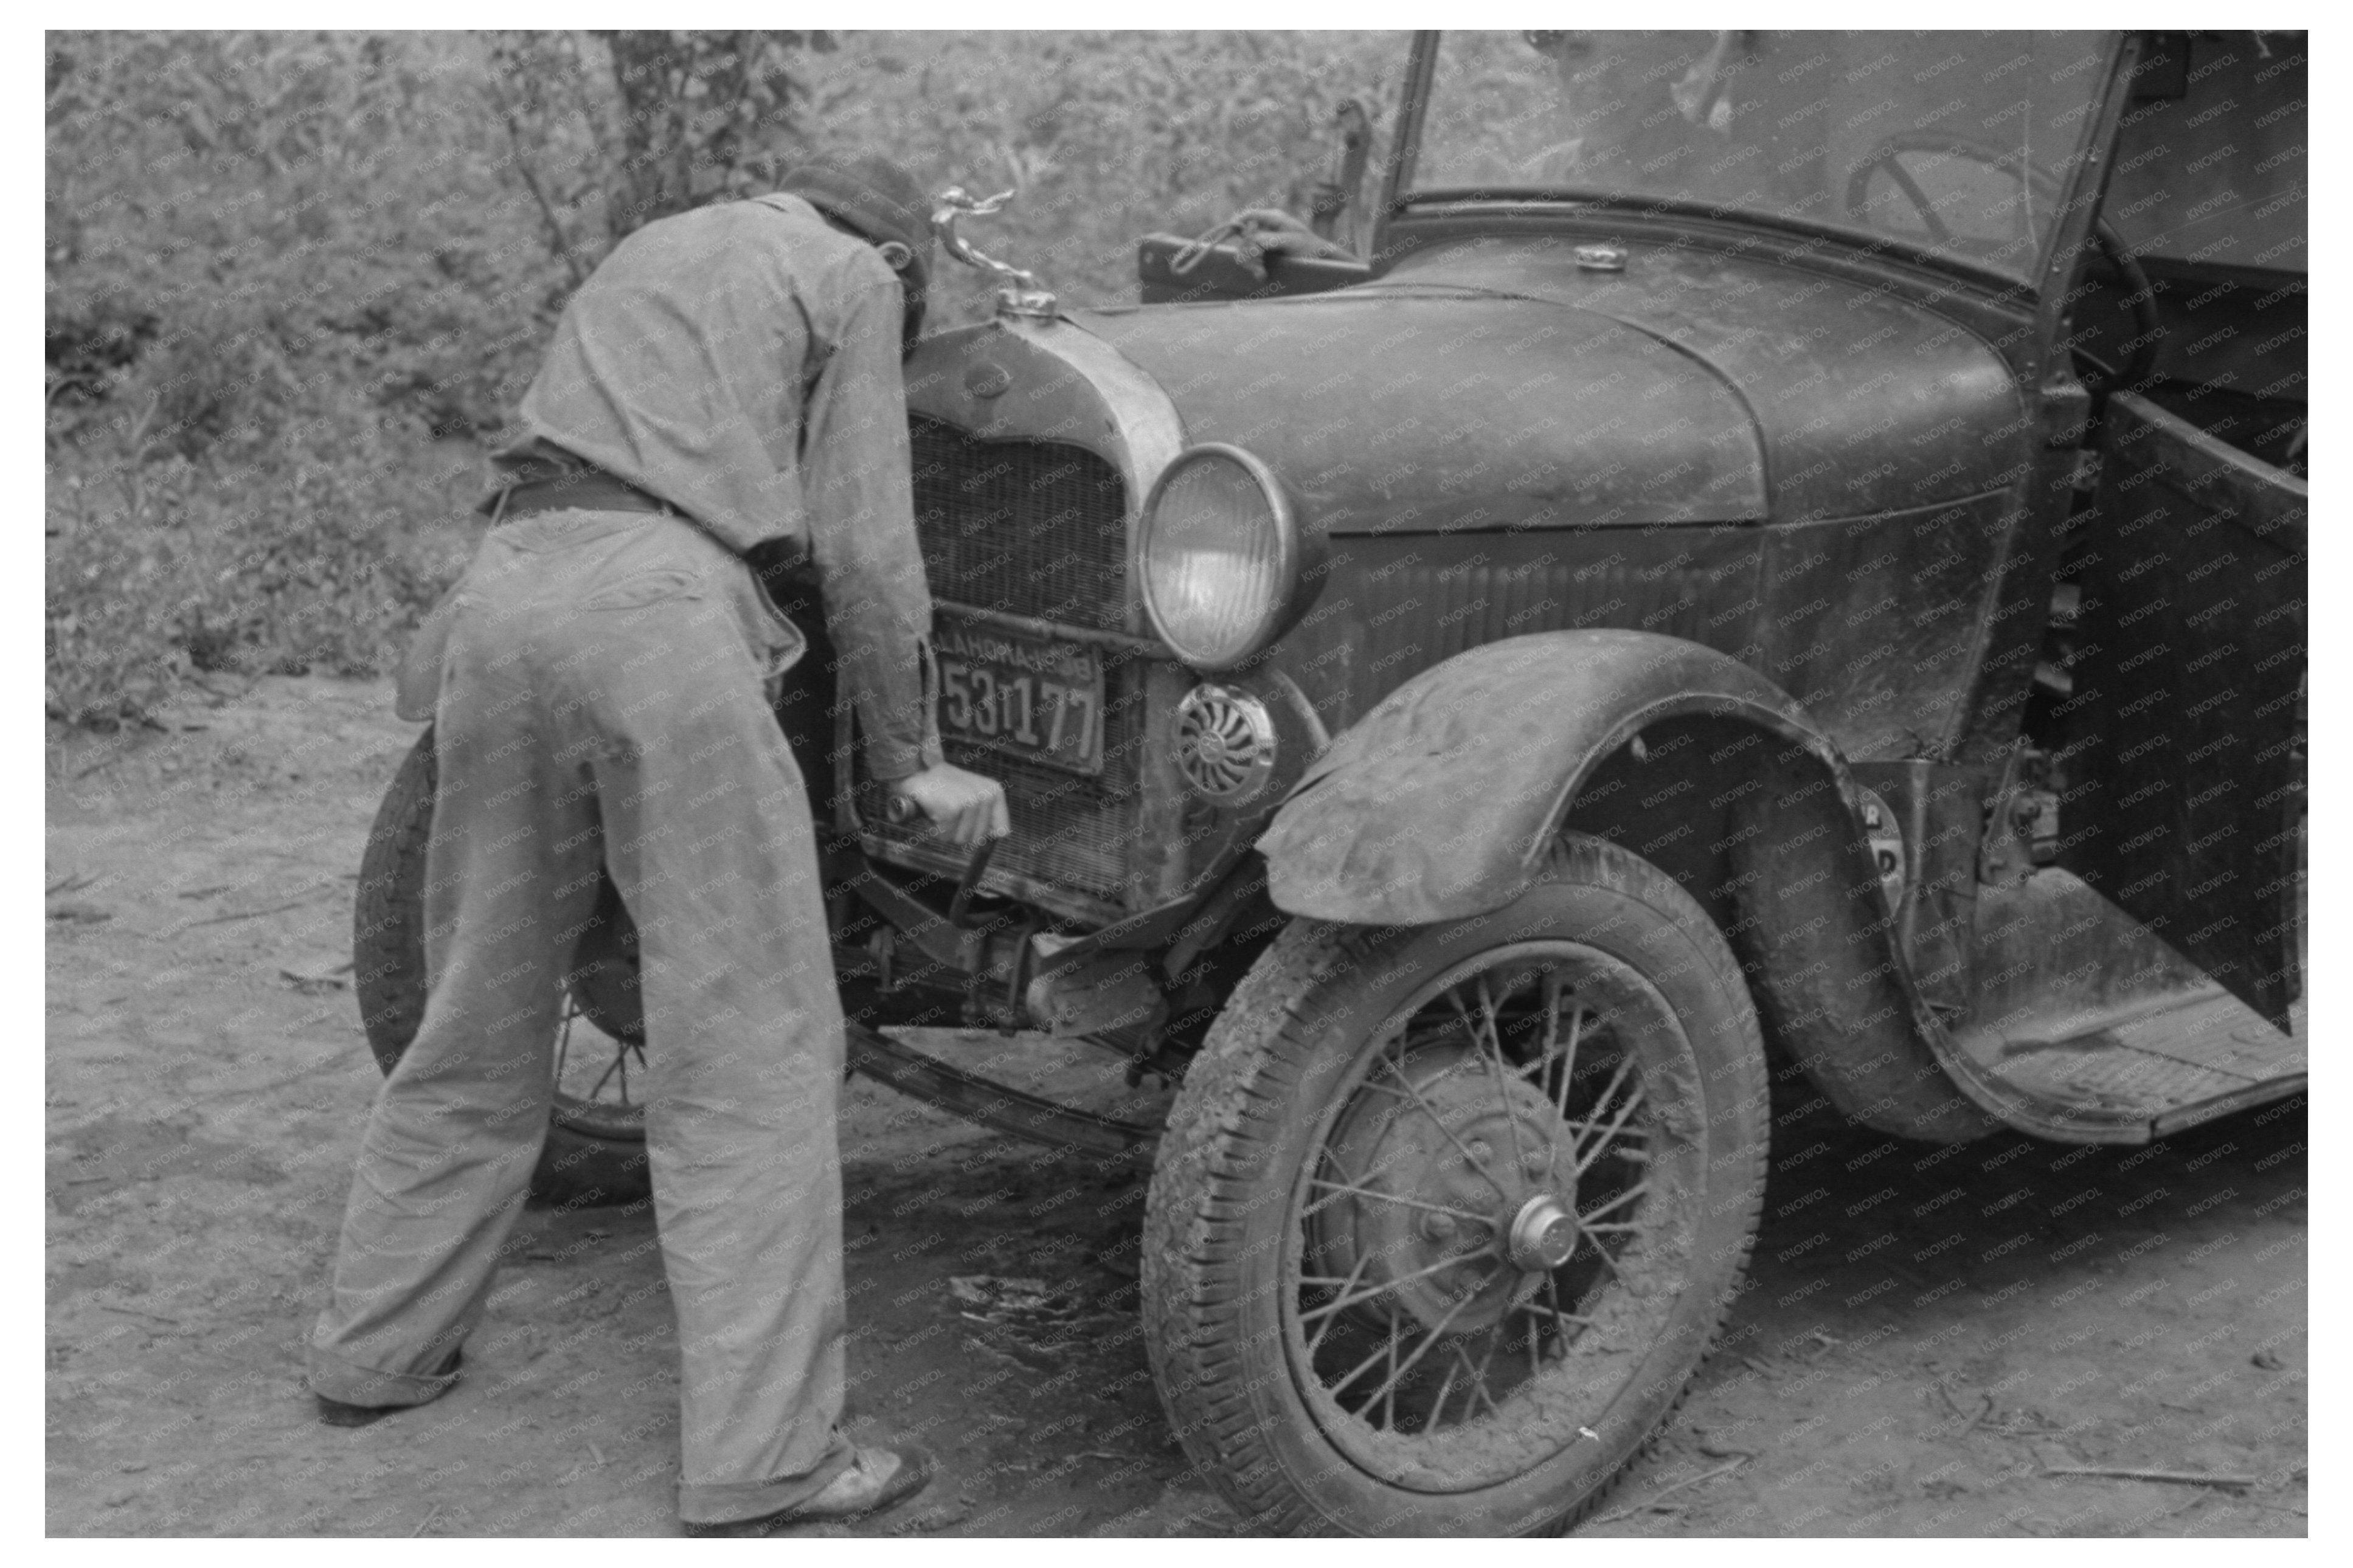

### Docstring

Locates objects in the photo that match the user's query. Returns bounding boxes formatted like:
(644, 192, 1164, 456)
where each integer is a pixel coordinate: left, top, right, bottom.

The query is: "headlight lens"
(1137, 444, 1308, 670)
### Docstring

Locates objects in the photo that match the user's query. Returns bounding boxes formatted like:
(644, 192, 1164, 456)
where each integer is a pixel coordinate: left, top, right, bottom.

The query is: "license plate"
(934, 612, 1104, 776)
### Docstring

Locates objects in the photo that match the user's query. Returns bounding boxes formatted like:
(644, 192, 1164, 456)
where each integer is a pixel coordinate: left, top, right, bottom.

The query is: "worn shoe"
(314, 1348, 461, 1428)
(701, 1445, 936, 1533)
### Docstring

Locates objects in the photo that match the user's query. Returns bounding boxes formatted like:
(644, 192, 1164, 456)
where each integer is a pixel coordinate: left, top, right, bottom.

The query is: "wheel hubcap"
(1311, 1043, 1572, 1335)
(1506, 1193, 1579, 1271)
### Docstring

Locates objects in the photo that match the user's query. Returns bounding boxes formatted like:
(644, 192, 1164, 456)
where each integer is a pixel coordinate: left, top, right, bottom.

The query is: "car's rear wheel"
(1142, 834, 1769, 1535)
(352, 730, 652, 1207)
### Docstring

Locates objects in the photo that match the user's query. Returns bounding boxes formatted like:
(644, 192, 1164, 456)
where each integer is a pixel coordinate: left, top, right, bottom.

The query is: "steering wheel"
(1846, 131, 2163, 390)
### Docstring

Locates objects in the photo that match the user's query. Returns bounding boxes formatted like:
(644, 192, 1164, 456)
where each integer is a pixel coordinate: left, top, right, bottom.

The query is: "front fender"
(1257, 630, 1843, 925)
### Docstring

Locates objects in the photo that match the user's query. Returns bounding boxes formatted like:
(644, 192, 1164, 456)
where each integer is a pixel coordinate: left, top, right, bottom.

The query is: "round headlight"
(1137, 444, 1312, 671)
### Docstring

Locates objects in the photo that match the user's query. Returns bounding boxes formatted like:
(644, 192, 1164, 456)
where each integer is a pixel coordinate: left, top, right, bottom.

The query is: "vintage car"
(355, 29, 2307, 1536)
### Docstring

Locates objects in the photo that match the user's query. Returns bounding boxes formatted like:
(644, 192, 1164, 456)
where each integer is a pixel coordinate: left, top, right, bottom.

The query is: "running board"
(1950, 986, 2306, 1143)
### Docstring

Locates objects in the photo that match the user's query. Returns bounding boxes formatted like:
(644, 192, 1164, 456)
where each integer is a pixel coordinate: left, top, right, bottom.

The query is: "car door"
(2059, 390, 2306, 1027)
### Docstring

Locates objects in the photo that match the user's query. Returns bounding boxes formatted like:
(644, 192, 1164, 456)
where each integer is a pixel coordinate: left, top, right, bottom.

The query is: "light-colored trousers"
(310, 508, 855, 1524)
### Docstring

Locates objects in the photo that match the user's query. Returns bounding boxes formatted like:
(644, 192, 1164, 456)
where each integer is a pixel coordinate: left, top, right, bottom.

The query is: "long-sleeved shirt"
(490, 192, 941, 781)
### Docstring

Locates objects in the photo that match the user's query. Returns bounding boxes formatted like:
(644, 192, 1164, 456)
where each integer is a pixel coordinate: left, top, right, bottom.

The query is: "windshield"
(1407, 30, 2117, 281)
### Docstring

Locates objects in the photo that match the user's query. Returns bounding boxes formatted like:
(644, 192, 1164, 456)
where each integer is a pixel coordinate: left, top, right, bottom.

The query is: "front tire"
(1142, 834, 1769, 1535)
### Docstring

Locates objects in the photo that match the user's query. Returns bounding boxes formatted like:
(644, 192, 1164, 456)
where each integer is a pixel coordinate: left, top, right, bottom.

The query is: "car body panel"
(1261, 494, 2015, 766)
(1368, 237, 2029, 520)
(1080, 291, 1767, 531)
(1255, 628, 1834, 924)
(1084, 232, 2028, 535)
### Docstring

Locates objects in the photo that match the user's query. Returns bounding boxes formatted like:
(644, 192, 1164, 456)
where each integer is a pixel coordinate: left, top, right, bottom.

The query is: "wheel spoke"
(1301, 1248, 1498, 1325)
(1577, 1182, 1651, 1226)
(1568, 1051, 1635, 1134)
(1563, 1051, 1640, 1167)
(1309, 1142, 1390, 1207)
(1305, 1256, 1371, 1357)
(1550, 995, 1585, 1119)
(1360, 1283, 1481, 1419)
(1380, 1316, 1401, 1429)
(1444, 1343, 1491, 1423)
(1471, 973, 1528, 1172)
(1431, 1353, 1462, 1428)
(1328, 1321, 1409, 1402)
(1544, 1269, 1575, 1324)
(1519, 1298, 1599, 1340)
(1466, 1327, 1504, 1415)
(1306, 1179, 1491, 1227)
(555, 1000, 577, 1085)
(1514, 986, 1592, 1172)
(1573, 1082, 1648, 1175)
(589, 1043, 625, 1100)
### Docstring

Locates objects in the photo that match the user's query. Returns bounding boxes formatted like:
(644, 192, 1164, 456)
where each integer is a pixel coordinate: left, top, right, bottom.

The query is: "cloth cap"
(778, 156, 933, 346)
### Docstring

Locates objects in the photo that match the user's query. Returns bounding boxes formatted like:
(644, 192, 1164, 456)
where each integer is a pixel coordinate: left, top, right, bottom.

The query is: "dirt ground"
(46, 676, 2307, 1537)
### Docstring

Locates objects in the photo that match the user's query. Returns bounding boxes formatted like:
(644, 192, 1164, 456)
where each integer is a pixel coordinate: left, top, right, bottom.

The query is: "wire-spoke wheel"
(1143, 834, 1769, 1536)
(549, 996, 647, 1139)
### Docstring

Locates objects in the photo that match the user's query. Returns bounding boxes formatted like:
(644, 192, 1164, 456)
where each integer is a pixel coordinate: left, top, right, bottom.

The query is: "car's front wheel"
(1142, 833, 1769, 1535)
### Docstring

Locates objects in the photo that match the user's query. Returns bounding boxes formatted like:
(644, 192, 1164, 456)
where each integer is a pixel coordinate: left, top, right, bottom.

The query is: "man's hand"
(888, 763, 1010, 849)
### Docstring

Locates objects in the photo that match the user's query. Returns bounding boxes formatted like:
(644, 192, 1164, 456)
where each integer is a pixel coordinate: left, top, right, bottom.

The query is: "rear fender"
(1257, 630, 2001, 1141)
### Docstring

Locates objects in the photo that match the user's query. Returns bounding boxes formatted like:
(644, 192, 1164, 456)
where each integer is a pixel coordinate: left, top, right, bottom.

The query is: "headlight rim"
(1135, 441, 1309, 672)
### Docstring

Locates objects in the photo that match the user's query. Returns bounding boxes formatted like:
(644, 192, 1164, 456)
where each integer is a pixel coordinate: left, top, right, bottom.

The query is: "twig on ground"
(1936, 1385, 1995, 1435)
(2041, 1465, 2256, 1490)
(1592, 1457, 1750, 1525)
(178, 887, 336, 929)
(93, 1304, 181, 1325)
(182, 900, 313, 928)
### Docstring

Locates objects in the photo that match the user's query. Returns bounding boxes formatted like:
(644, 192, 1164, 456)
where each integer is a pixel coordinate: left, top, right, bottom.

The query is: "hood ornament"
(931, 187, 1056, 320)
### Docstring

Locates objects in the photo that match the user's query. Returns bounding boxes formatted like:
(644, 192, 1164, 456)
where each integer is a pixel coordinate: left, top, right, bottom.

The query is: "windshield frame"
(1378, 29, 2132, 298)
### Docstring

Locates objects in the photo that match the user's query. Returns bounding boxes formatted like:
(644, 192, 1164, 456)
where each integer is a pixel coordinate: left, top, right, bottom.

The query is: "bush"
(46, 408, 470, 726)
(46, 31, 563, 726)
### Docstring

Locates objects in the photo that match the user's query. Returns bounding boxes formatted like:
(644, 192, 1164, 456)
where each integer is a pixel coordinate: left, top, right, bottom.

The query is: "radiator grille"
(909, 415, 1129, 630)
(875, 417, 1144, 911)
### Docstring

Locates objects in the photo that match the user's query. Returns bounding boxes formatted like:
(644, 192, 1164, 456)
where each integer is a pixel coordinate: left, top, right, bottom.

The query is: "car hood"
(1073, 237, 2022, 531)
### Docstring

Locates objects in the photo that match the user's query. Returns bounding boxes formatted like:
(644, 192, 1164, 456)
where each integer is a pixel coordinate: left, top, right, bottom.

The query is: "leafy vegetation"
(46, 29, 1396, 727)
